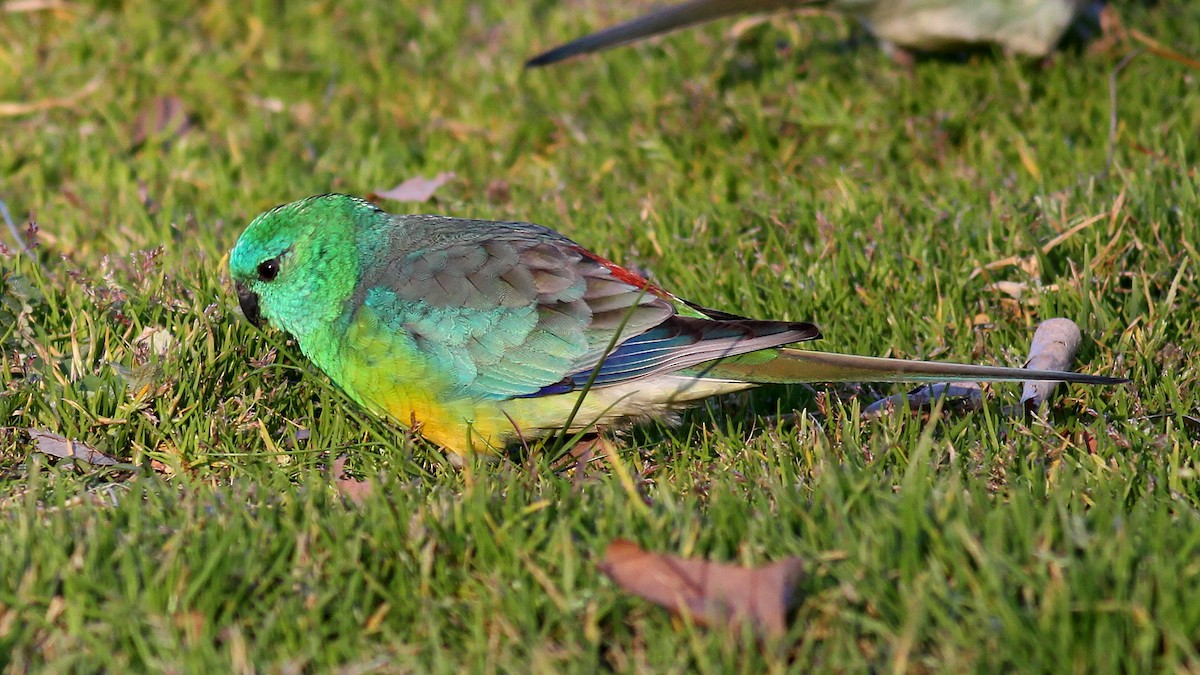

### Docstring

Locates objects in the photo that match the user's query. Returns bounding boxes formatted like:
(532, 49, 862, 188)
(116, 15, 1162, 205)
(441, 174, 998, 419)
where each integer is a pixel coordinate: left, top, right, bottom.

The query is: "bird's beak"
(236, 282, 263, 328)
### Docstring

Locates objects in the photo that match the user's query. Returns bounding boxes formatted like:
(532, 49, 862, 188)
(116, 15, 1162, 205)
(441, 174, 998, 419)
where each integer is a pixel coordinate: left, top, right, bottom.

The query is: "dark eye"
(257, 258, 280, 282)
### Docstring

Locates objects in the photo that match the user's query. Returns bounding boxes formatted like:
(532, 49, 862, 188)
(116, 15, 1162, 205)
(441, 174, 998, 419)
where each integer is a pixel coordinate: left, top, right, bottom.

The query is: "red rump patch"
(570, 245, 673, 300)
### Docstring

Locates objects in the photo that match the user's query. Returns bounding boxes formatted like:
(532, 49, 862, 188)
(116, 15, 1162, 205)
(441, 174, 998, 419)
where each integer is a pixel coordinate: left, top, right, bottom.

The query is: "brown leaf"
(129, 96, 193, 149)
(1081, 429, 1098, 455)
(599, 539, 805, 639)
(28, 429, 118, 466)
(332, 455, 372, 504)
(149, 459, 174, 475)
(485, 179, 511, 205)
(373, 172, 456, 203)
(1021, 318, 1082, 411)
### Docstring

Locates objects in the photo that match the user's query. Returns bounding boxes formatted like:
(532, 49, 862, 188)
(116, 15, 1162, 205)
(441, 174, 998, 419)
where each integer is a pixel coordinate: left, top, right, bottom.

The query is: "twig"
(1128, 30, 1200, 70)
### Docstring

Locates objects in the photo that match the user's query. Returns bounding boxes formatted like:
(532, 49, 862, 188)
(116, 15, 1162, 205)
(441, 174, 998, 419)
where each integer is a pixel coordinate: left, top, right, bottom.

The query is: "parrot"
(525, 0, 1094, 67)
(229, 194, 1123, 456)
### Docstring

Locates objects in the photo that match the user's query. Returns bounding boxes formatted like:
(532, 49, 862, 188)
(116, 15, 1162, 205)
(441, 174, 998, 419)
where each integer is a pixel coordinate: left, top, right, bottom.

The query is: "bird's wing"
(354, 217, 817, 399)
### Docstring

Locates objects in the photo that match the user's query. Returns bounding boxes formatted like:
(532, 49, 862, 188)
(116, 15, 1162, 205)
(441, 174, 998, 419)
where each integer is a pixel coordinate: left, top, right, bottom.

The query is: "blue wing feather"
(516, 317, 819, 397)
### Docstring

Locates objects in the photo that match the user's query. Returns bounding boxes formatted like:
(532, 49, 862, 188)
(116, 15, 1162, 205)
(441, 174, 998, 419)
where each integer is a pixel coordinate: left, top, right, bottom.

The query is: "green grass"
(2, 0, 1199, 670)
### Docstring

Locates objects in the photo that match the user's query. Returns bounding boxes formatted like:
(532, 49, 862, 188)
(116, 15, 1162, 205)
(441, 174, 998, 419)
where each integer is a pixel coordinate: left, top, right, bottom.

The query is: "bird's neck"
(294, 320, 347, 384)
(287, 211, 401, 381)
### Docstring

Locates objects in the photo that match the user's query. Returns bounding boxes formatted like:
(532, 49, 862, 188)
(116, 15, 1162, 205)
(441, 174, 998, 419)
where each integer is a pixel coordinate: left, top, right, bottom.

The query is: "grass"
(1, 0, 1198, 670)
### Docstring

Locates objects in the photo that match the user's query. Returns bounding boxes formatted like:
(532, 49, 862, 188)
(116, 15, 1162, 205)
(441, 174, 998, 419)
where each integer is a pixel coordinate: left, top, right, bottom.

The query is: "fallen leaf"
(1081, 429, 1098, 455)
(149, 459, 174, 476)
(332, 455, 372, 504)
(28, 429, 118, 466)
(485, 179, 510, 205)
(129, 96, 193, 149)
(985, 280, 1030, 300)
(863, 382, 984, 419)
(373, 172, 456, 203)
(134, 325, 175, 356)
(599, 539, 804, 639)
(1021, 318, 1082, 411)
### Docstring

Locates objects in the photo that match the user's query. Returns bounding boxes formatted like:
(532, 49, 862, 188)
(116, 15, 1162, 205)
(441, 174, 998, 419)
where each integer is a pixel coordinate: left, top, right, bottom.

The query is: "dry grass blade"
(1128, 30, 1200, 70)
(0, 76, 103, 117)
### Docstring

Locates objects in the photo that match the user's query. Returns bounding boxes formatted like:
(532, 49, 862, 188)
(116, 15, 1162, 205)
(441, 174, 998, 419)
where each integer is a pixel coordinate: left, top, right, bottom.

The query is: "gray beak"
(236, 282, 262, 328)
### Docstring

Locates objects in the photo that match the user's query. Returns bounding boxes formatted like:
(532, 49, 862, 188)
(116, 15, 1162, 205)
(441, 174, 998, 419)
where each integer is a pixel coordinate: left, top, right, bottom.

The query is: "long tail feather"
(526, 0, 798, 67)
(694, 347, 1127, 385)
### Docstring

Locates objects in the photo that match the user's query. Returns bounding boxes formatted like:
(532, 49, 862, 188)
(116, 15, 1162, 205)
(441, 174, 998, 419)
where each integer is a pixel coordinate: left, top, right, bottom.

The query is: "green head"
(229, 194, 378, 339)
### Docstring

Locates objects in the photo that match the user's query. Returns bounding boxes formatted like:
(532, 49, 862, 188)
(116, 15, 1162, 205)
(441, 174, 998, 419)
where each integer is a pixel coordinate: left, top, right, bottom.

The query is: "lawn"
(1, 0, 1198, 670)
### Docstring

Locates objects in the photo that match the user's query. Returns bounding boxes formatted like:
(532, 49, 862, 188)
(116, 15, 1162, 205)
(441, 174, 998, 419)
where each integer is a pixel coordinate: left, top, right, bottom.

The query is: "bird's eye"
(257, 258, 280, 282)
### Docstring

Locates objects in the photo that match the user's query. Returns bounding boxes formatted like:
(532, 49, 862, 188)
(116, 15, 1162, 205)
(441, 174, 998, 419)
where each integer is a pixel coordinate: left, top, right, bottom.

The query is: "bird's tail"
(526, 0, 806, 67)
(690, 347, 1126, 386)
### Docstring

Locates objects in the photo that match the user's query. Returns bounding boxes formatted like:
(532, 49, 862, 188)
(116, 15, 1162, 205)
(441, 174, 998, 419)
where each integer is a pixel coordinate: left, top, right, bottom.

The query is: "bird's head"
(229, 194, 376, 338)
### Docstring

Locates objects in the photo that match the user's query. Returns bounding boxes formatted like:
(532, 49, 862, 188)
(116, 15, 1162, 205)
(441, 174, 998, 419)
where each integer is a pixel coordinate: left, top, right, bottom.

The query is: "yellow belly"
(361, 383, 507, 454)
(330, 306, 515, 454)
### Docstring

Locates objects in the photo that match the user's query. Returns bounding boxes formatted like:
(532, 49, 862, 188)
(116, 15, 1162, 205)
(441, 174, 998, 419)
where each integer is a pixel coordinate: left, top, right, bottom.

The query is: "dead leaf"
(28, 429, 118, 466)
(485, 179, 510, 205)
(1021, 318, 1082, 411)
(129, 96, 193, 149)
(1081, 429, 1098, 455)
(372, 172, 456, 203)
(332, 455, 372, 504)
(133, 325, 175, 356)
(985, 280, 1032, 301)
(599, 539, 805, 639)
(862, 382, 984, 418)
(149, 459, 174, 476)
